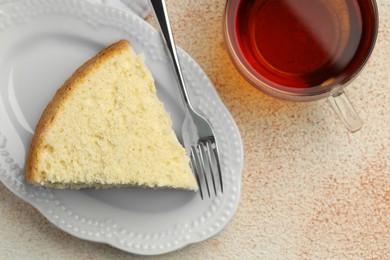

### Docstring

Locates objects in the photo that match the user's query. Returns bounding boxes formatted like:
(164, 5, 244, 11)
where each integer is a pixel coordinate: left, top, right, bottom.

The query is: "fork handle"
(150, 0, 193, 109)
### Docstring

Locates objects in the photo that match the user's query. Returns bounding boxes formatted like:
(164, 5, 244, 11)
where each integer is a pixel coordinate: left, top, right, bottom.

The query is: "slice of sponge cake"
(26, 40, 198, 190)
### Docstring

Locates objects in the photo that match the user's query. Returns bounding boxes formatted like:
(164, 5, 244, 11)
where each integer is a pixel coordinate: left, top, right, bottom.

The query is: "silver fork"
(150, 0, 223, 199)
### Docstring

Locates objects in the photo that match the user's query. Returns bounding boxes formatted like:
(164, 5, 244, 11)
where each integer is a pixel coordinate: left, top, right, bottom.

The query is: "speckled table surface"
(1, 0, 389, 259)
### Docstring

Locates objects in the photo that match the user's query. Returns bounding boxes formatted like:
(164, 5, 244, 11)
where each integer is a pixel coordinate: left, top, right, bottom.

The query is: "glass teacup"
(223, 0, 378, 132)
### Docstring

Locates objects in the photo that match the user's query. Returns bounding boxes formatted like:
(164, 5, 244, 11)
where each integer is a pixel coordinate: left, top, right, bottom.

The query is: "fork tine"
(151, 0, 222, 198)
(190, 146, 203, 199)
(205, 141, 217, 196)
(197, 143, 211, 198)
(210, 138, 223, 194)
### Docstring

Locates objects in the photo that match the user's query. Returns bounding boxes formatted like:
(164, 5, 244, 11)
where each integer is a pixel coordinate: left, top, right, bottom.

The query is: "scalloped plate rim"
(0, 0, 244, 255)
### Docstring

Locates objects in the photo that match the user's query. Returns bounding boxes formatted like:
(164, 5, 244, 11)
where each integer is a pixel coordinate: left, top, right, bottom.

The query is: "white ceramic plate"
(0, 0, 243, 255)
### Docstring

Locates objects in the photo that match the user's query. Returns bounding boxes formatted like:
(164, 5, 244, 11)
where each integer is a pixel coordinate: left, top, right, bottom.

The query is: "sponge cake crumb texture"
(25, 40, 198, 190)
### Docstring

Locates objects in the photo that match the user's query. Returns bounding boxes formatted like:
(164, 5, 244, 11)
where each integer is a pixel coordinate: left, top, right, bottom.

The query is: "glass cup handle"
(327, 90, 362, 132)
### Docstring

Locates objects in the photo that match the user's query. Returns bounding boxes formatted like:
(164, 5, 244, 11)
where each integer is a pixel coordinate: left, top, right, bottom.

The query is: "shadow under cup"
(224, 0, 378, 132)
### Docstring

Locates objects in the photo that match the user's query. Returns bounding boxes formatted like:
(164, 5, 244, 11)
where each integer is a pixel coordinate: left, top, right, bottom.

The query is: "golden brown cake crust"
(25, 40, 131, 184)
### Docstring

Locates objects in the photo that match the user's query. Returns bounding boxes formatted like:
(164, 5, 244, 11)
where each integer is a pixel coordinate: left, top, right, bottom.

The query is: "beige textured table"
(1, 0, 389, 259)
